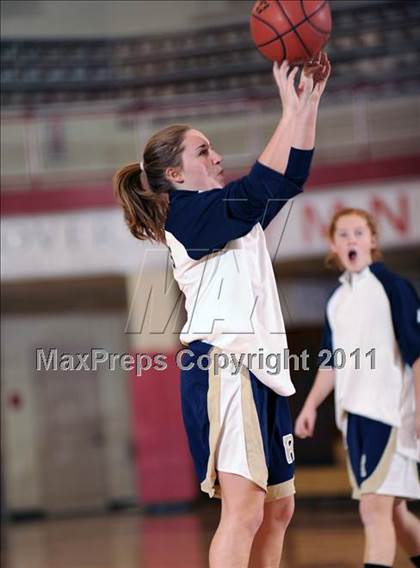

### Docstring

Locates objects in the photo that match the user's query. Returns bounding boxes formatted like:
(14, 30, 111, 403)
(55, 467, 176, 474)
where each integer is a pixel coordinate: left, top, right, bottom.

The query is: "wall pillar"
(125, 268, 197, 506)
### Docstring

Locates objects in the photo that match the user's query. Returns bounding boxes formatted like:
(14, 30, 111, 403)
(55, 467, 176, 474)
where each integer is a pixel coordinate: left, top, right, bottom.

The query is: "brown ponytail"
(113, 162, 169, 242)
(113, 123, 191, 243)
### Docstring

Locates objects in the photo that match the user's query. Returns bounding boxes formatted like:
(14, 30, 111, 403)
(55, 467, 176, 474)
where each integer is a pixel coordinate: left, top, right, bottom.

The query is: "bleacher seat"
(1, 0, 419, 108)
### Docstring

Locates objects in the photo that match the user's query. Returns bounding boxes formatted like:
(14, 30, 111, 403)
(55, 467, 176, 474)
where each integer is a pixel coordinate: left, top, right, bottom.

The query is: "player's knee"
(269, 496, 295, 528)
(359, 497, 377, 525)
(227, 510, 263, 538)
(392, 499, 407, 524)
(359, 499, 375, 526)
(224, 501, 264, 536)
(247, 505, 266, 536)
(359, 496, 391, 526)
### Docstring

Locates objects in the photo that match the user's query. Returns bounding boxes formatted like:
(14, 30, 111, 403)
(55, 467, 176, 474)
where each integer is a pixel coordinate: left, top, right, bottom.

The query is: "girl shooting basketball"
(114, 54, 330, 568)
(295, 208, 420, 568)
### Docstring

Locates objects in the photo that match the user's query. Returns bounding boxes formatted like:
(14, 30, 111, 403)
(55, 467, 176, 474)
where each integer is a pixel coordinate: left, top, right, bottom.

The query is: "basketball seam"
(252, 12, 283, 40)
(255, 1, 329, 51)
(300, 0, 330, 35)
(278, 35, 287, 62)
(275, 0, 311, 58)
(252, 12, 286, 59)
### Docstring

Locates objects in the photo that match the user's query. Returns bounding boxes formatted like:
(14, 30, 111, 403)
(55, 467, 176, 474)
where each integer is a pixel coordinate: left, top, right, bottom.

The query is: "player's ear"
(166, 167, 184, 185)
(329, 238, 338, 254)
(370, 233, 378, 253)
(371, 234, 377, 248)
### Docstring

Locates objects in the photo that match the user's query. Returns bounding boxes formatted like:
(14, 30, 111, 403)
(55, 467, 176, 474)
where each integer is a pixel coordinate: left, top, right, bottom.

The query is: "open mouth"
(348, 250, 357, 262)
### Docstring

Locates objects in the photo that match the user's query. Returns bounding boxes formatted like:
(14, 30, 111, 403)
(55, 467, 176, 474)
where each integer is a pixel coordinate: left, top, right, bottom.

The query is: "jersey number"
(283, 434, 295, 464)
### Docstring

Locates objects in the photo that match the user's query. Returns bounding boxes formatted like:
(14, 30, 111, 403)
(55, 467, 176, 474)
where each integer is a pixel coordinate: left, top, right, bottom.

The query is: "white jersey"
(165, 151, 313, 396)
(321, 263, 420, 460)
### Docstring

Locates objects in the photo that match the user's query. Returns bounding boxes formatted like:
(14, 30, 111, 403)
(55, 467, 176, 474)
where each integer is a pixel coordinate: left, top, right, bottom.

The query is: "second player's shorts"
(345, 412, 420, 500)
(180, 341, 295, 501)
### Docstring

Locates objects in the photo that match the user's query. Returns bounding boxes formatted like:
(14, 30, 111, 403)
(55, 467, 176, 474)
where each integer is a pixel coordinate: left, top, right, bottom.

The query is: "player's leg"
(393, 499, 420, 563)
(359, 493, 395, 566)
(247, 384, 295, 567)
(209, 472, 265, 568)
(346, 413, 401, 565)
(248, 494, 294, 567)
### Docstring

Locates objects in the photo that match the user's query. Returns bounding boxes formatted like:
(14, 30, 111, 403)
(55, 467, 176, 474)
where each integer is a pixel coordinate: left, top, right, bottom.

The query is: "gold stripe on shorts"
(240, 365, 268, 491)
(200, 347, 221, 498)
(266, 479, 296, 502)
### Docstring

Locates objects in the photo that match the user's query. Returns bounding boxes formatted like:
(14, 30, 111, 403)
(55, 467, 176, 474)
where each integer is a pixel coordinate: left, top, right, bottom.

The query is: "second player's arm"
(412, 357, 420, 439)
(295, 367, 335, 438)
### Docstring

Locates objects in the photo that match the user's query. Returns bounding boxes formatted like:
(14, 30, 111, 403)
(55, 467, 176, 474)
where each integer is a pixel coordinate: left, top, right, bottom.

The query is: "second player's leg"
(248, 494, 295, 568)
(393, 499, 420, 558)
(209, 472, 266, 568)
(359, 493, 395, 566)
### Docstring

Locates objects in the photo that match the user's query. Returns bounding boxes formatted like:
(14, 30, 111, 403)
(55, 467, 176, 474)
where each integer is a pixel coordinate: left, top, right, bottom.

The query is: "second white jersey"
(322, 263, 420, 461)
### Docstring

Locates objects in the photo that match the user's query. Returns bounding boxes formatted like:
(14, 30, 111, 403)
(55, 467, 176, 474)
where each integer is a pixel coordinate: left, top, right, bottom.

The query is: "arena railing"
(1, 91, 419, 194)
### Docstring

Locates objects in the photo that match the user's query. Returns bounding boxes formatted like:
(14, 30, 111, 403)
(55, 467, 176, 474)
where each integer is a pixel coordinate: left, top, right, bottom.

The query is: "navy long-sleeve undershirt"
(165, 147, 313, 260)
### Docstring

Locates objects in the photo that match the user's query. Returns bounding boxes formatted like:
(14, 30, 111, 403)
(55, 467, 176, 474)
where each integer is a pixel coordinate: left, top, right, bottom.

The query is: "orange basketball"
(250, 0, 332, 63)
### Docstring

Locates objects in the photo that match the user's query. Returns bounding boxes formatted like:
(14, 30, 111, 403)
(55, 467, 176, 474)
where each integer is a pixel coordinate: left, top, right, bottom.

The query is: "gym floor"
(3, 501, 416, 568)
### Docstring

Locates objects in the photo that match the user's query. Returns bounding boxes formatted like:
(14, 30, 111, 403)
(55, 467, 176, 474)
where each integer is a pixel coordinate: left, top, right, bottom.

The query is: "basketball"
(250, 0, 332, 64)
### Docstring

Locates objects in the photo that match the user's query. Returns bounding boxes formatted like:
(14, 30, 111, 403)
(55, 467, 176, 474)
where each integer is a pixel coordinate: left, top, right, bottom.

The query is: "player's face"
(330, 214, 376, 272)
(168, 129, 224, 190)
